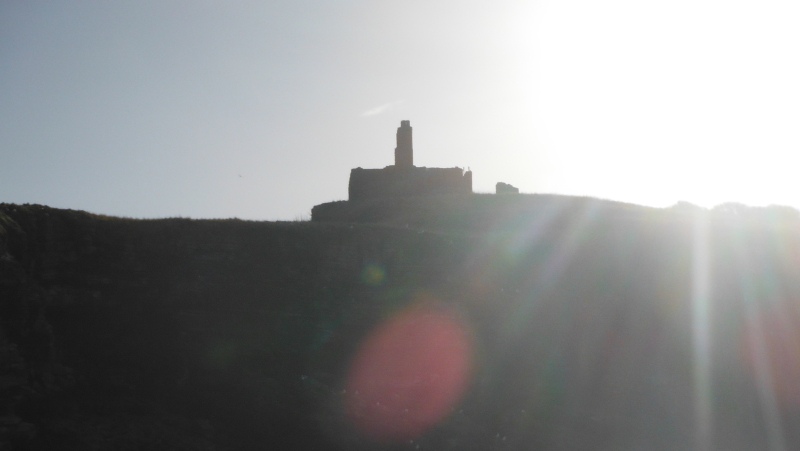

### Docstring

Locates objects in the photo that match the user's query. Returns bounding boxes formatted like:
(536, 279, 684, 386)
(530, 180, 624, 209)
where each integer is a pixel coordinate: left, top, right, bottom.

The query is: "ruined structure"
(394, 120, 413, 168)
(496, 182, 519, 194)
(348, 121, 472, 201)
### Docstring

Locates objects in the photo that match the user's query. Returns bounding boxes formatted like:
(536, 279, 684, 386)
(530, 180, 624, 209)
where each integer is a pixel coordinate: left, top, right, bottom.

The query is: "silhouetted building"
(496, 182, 519, 194)
(395, 120, 413, 168)
(349, 121, 473, 201)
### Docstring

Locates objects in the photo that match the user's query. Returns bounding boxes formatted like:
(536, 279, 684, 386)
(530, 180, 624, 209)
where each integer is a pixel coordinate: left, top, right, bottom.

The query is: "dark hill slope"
(2, 200, 800, 450)
(313, 193, 678, 231)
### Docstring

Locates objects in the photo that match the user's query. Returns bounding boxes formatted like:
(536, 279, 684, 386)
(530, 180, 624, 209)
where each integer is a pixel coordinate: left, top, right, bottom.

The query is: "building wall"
(349, 166, 472, 201)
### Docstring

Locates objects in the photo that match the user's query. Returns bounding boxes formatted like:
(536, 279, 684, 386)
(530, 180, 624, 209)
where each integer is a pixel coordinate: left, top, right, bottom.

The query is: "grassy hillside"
(2, 198, 800, 450)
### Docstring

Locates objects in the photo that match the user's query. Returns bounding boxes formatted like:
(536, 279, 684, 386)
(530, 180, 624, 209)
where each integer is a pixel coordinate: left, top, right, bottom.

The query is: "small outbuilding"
(496, 182, 519, 194)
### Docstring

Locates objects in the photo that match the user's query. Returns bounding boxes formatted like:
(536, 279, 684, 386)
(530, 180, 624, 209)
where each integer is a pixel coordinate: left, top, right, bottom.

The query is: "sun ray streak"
(733, 231, 788, 451)
(500, 200, 601, 343)
(540, 202, 600, 282)
(691, 212, 712, 451)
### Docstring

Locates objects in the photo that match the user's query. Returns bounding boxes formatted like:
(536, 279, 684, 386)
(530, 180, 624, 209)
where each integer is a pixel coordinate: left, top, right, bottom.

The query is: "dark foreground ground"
(2, 197, 800, 450)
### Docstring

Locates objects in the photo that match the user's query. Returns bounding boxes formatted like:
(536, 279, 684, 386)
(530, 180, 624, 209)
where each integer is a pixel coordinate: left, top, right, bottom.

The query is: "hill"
(2, 198, 800, 450)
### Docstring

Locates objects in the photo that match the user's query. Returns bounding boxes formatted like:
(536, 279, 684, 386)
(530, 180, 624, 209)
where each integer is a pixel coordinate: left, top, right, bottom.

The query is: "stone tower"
(394, 120, 413, 168)
(345, 120, 472, 201)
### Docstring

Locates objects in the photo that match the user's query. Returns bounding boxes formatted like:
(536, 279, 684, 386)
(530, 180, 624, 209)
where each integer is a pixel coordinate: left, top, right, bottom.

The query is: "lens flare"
(361, 263, 386, 287)
(344, 304, 472, 441)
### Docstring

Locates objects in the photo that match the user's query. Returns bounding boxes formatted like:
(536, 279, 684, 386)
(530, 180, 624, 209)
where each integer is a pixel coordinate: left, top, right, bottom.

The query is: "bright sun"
(518, 0, 800, 208)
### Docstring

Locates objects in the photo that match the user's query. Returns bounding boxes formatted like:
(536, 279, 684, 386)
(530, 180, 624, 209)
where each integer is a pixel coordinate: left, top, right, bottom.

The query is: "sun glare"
(521, 0, 800, 208)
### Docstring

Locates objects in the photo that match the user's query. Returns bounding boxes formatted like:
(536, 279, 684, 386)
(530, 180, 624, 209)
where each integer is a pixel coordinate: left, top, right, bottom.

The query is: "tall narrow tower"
(394, 120, 413, 168)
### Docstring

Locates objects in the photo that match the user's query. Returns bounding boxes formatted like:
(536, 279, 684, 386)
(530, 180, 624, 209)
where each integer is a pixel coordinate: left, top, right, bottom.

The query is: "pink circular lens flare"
(345, 305, 472, 441)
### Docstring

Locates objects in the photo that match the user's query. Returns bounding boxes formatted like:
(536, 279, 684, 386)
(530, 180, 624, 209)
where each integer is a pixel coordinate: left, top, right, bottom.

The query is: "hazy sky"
(2, 1, 799, 219)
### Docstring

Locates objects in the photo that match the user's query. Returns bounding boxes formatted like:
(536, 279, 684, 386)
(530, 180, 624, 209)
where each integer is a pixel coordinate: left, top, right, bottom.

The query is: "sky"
(2, 0, 799, 220)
